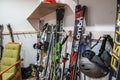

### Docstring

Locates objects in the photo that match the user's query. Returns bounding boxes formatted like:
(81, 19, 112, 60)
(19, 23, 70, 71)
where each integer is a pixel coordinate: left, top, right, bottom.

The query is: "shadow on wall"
(64, 5, 74, 27)
(43, 4, 74, 27)
(72, 0, 116, 26)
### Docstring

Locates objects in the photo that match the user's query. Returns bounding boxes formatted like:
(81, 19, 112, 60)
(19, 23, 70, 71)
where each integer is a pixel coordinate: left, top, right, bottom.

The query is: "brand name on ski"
(73, 17, 83, 52)
(75, 17, 83, 40)
(111, 18, 120, 71)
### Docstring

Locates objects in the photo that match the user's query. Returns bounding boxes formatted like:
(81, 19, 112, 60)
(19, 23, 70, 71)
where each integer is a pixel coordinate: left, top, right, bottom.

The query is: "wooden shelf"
(27, 2, 67, 31)
(28, 2, 66, 19)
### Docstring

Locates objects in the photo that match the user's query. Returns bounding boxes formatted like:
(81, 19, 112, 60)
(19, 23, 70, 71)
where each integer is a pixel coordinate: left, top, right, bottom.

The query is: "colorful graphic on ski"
(69, 5, 86, 80)
(109, 0, 120, 80)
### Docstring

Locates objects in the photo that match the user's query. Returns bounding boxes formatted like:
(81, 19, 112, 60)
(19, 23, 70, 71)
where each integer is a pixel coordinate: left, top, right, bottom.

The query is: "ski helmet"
(79, 52, 110, 78)
(79, 35, 113, 78)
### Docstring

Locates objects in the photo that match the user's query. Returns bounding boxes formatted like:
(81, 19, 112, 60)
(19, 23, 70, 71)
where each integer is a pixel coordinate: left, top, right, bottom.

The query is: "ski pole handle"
(82, 6, 87, 18)
(7, 24, 15, 42)
(62, 36, 69, 45)
(42, 23, 48, 32)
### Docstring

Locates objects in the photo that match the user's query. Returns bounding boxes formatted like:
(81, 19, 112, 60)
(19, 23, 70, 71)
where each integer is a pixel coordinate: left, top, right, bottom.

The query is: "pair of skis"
(51, 7, 65, 80)
(67, 5, 87, 80)
(50, 7, 73, 80)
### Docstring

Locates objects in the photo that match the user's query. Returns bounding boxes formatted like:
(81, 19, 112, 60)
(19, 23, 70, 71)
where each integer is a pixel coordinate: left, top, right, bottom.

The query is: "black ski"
(51, 7, 65, 80)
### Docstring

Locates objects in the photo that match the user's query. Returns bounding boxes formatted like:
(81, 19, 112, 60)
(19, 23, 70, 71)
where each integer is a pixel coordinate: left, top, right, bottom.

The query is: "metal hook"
(29, 32, 33, 37)
(23, 32, 26, 38)
(16, 33, 20, 40)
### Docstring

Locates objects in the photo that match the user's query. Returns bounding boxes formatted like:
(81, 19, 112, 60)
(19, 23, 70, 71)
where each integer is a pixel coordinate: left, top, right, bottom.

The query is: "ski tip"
(82, 5, 87, 17)
(56, 7, 65, 11)
(82, 6, 87, 10)
(76, 5, 81, 9)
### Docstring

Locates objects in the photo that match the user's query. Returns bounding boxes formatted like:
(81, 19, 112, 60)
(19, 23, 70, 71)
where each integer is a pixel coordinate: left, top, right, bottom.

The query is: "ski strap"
(42, 23, 48, 32)
(98, 35, 113, 57)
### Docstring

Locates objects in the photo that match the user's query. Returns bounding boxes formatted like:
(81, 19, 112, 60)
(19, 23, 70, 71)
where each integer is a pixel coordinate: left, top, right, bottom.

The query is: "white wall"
(0, 0, 40, 67)
(0, 0, 40, 31)
(72, 0, 116, 26)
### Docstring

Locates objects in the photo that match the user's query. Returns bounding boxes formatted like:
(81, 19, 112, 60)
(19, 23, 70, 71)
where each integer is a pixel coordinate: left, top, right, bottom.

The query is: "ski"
(42, 24, 54, 80)
(0, 25, 3, 60)
(109, 0, 120, 80)
(116, 60, 120, 79)
(48, 31, 55, 80)
(51, 7, 65, 80)
(68, 5, 86, 80)
(7, 24, 15, 42)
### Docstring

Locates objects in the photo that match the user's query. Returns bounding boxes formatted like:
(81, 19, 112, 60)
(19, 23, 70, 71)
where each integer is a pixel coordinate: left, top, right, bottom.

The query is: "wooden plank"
(28, 2, 67, 19)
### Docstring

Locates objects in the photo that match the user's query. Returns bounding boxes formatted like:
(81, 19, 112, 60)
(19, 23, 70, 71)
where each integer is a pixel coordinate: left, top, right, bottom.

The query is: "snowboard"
(33, 23, 48, 80)
(42, 24, 54, 80)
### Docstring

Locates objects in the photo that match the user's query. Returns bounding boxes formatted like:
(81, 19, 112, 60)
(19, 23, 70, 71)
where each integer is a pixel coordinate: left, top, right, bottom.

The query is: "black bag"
(21, 64, 37, 79)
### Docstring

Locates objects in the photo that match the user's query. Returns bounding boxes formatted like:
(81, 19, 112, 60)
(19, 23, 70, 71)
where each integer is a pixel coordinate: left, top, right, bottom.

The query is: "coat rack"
(2, 31, 38, 35)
